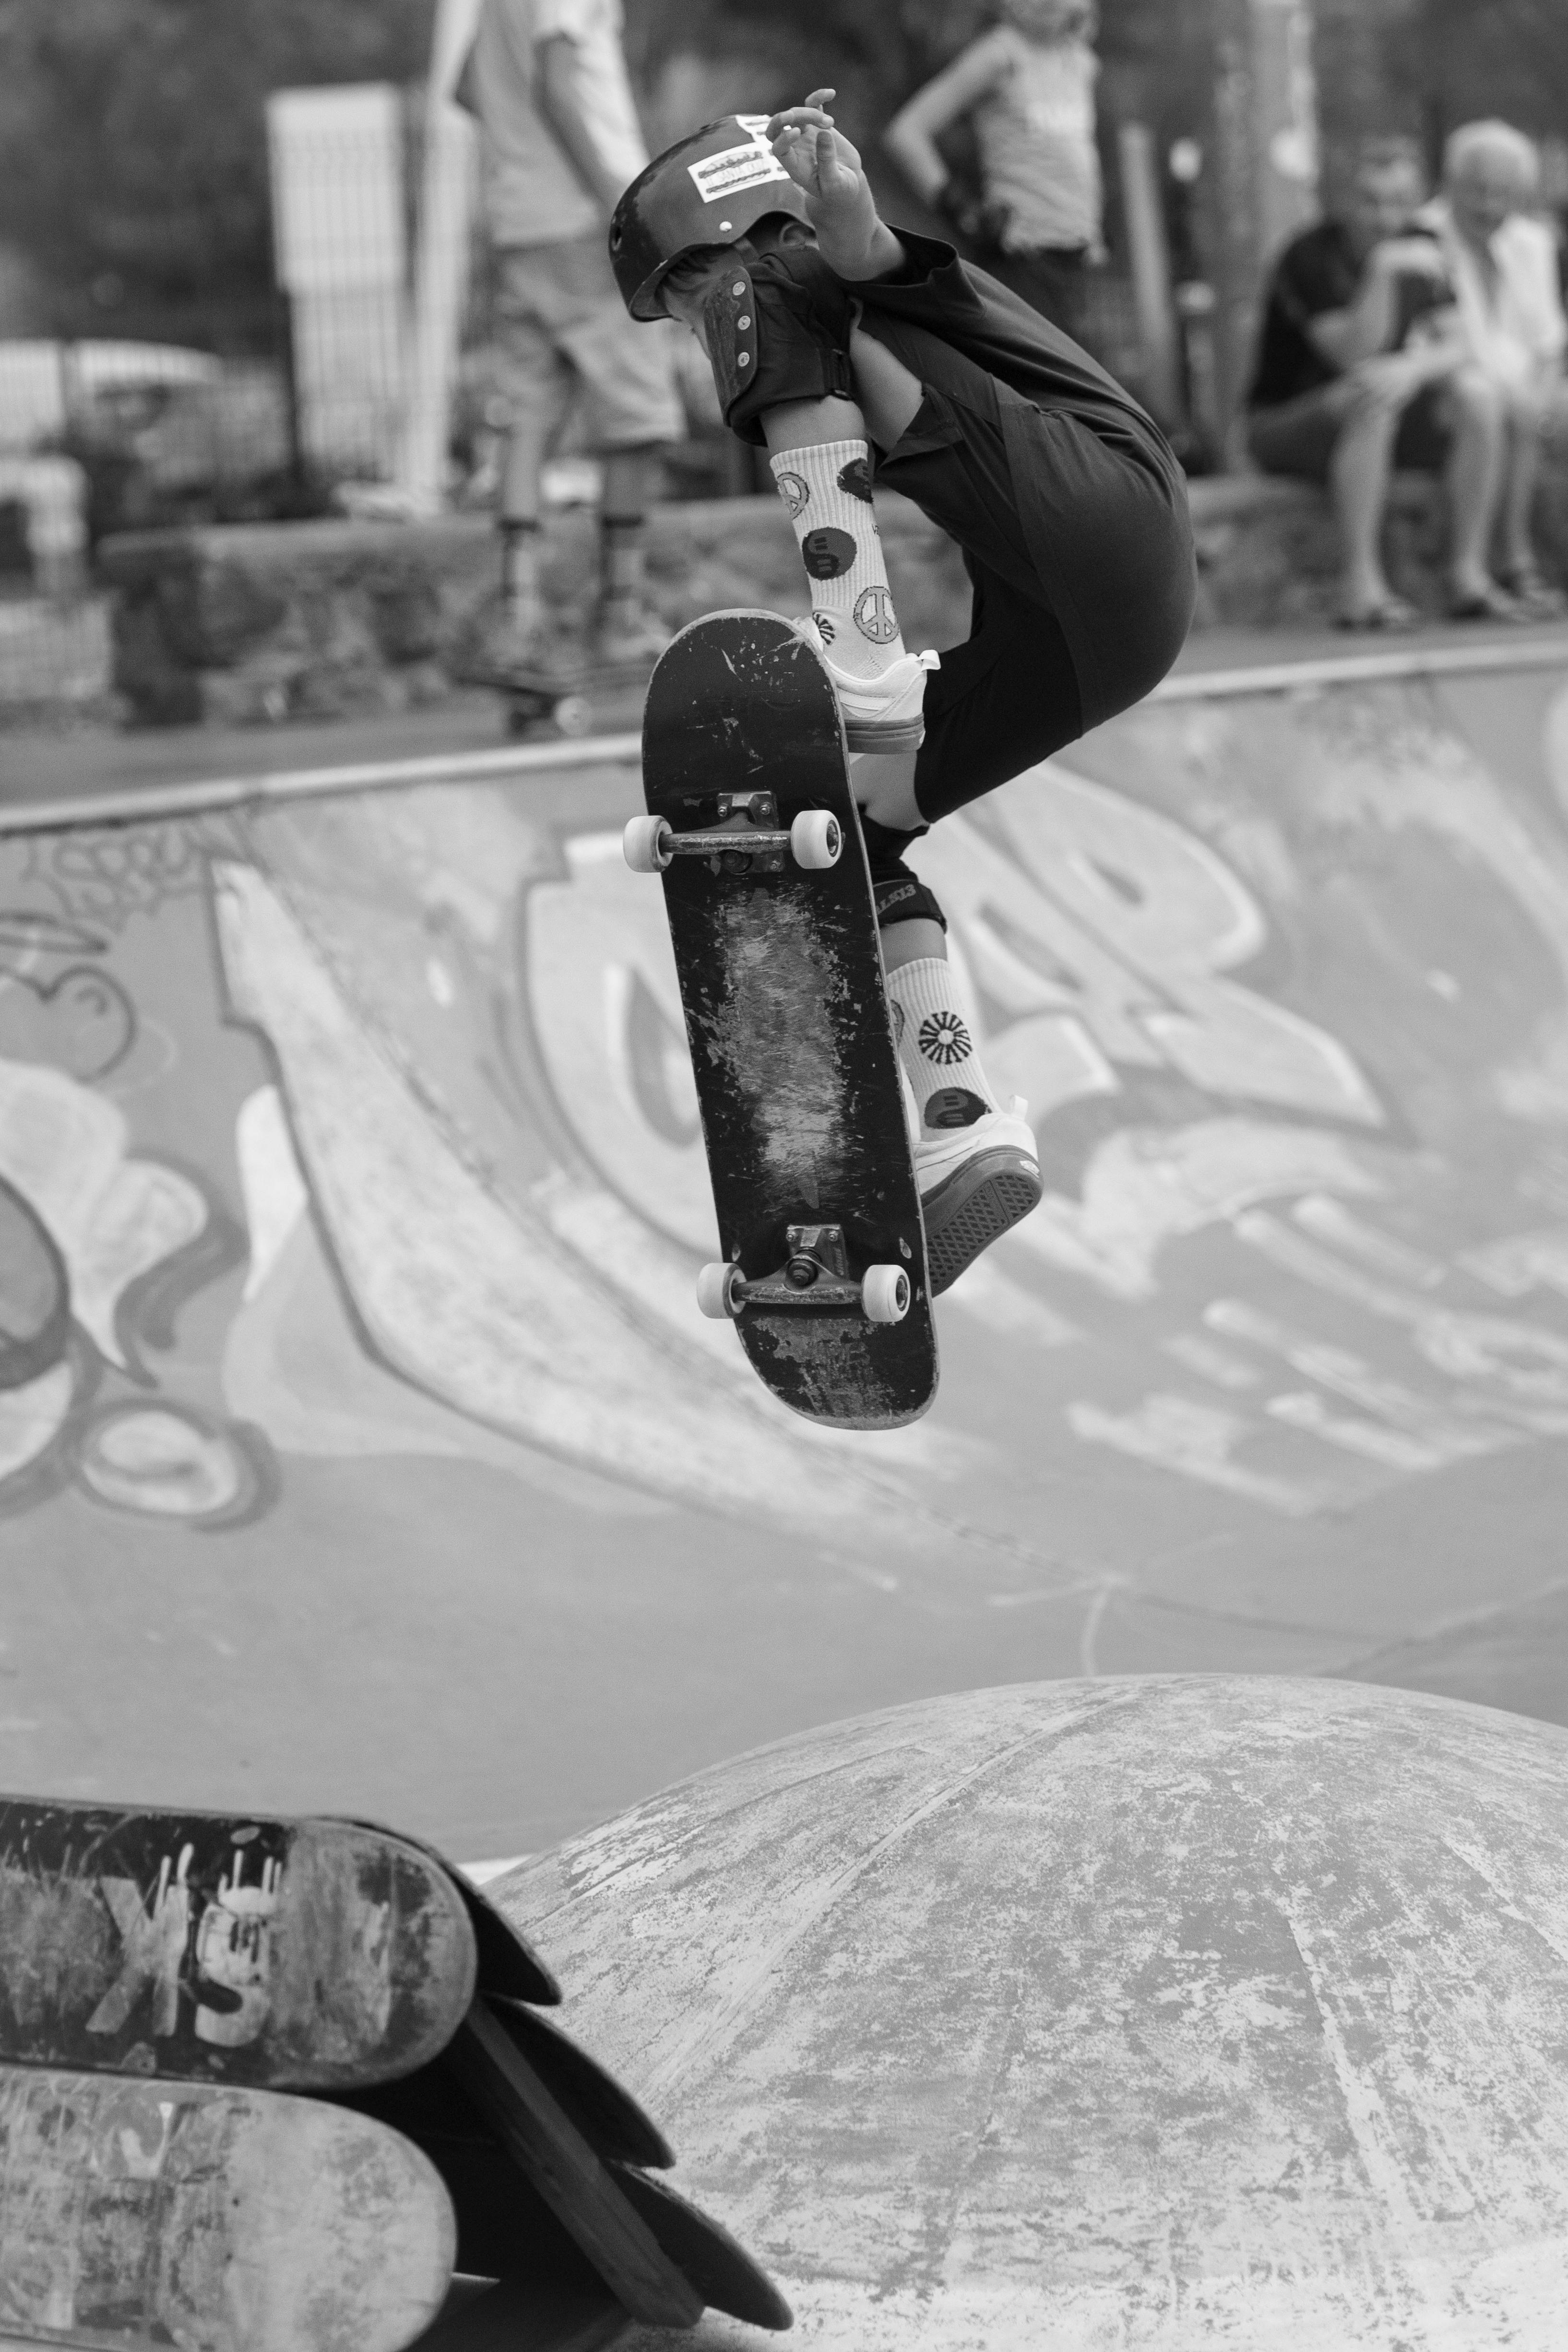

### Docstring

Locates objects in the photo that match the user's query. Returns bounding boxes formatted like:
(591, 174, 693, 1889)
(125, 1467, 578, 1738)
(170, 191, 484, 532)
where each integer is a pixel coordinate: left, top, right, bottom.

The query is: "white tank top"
(971, 28, 1102, 253)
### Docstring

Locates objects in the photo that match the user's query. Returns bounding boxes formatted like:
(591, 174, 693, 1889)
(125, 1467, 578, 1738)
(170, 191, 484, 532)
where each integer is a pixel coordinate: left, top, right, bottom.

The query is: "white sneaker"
(797, 623, 939, 754)
(914, 1090, 1042, 1296)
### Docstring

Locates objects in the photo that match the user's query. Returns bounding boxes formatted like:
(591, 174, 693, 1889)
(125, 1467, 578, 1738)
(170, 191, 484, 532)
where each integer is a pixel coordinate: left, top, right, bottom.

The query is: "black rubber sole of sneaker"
(921, 1150, 1044, 1296)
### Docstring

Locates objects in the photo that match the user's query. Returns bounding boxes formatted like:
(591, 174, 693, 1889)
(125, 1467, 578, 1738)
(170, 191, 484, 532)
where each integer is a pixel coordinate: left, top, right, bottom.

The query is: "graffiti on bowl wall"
(2, 666, 1568, 1542)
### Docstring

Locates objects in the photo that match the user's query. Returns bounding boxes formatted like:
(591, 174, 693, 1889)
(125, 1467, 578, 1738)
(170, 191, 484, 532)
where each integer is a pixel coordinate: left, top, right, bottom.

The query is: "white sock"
(769, 440, 907, 680)
(885, 957, 998, 1124)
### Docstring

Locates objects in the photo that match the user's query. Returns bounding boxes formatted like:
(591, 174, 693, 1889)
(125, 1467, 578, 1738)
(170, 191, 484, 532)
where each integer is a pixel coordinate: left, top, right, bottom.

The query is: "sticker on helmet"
(801, 527, 858, 580)
(689, 140, 792, 204)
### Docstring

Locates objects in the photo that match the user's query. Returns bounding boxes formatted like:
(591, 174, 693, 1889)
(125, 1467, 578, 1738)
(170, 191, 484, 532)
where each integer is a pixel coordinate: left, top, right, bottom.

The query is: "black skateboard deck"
(0, 1799, 478, 2091)
(634, 610, 937, 1429)
(445, 1998, 790, 2333)
(0, 2064, 454, 2352)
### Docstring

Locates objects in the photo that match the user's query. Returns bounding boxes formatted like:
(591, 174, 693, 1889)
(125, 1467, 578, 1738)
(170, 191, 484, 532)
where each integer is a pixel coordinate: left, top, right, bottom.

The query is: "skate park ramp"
(3, 635, 1568, 1859)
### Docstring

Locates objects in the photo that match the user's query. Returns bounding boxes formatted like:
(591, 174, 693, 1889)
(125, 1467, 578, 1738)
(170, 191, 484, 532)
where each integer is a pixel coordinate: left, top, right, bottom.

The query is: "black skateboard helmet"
(610, 115, 813, 320)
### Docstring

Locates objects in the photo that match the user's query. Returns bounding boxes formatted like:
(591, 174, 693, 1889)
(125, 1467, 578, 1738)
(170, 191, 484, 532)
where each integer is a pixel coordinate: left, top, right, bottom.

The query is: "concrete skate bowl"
(3, 637, 1568, 1857)
(497, 1674, 1568, 2352)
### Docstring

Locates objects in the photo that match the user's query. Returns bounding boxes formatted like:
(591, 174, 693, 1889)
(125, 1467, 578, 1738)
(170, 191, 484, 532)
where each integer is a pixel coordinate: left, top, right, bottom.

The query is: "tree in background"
(0, 0, 431, 342)
(1315, 0, 1568, 195)
(8, 0, 1562, 361)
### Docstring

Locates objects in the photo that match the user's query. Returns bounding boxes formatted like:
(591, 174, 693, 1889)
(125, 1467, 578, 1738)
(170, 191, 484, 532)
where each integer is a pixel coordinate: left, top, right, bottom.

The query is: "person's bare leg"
(847, 326, 924, 453)
(497, 404, 554, 622)
(880, 916, 946, 971)
(598, 445, 668, 660)
(1328, 377, 1407, 618)
(1499, 395, 1546, 580)
(1444, 367, 1507, 603)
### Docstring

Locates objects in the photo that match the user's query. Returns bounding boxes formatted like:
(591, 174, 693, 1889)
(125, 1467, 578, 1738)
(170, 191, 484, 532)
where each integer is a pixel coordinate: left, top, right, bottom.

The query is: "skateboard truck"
(624, 796, 842, 877)
(697, 1225, 911, 1326)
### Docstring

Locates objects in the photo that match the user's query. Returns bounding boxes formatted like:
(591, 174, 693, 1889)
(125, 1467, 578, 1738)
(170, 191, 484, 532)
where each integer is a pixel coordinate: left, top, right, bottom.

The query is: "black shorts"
(860, 313, 1193, 827)
(713, 238, 1194, 918)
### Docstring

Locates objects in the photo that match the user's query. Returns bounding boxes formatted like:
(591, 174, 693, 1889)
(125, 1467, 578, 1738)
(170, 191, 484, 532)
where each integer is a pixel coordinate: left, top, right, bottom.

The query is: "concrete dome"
(499, 1677, 1568, 2348)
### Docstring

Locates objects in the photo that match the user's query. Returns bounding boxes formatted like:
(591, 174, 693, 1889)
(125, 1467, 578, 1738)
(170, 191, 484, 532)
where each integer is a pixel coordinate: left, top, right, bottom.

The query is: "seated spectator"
(1247, 135, 1491, 630)
(1418, 120, 1568, 618)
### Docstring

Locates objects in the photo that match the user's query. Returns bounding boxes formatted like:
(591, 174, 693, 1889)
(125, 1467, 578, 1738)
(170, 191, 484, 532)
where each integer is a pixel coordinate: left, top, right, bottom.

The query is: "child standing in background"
(885, 0, 1103, 339)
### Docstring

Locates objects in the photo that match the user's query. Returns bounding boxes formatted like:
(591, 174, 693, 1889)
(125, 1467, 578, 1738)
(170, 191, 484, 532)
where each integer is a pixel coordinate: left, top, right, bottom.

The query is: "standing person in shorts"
(608, 98, 1193, 1290)
(459, 0, 684, 681)
(1245, 136, 1500, 630)
(884, 0, 1103, 341)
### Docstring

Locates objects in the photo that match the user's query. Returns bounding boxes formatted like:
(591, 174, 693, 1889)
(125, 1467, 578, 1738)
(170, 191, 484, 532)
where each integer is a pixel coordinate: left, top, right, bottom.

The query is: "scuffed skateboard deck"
(641, 611, 937, 1428)
(0, 1800, 477, 2089)
(333, 1818, 559, 2008)
(0, 2066, 454, 2352)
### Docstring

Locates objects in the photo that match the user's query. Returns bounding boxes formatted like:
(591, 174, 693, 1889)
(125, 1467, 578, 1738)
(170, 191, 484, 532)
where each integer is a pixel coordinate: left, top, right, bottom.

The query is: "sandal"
(1447, 579, 1527, 623)
(1334, 595, 1422, 633)
(1495, 566, 1568, 619)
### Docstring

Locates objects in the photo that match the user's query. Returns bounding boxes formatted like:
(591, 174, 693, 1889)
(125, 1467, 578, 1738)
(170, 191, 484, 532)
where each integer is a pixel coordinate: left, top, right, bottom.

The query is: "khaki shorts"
(494, 235, 683, 451)
(1247, 378, 1452, 482)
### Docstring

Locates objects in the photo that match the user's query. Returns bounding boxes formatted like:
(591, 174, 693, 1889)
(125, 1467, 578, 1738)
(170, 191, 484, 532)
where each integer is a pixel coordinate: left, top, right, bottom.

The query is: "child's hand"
(767, 91, 890, 279)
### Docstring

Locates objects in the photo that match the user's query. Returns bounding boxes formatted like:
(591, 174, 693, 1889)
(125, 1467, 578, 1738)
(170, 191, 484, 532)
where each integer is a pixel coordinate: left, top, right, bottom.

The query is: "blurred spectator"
(884, 0, 1104, 340)
(457, 0, 683, 682)
(1245, 135, 1494, 629)
(1417, 120, 1568, 617)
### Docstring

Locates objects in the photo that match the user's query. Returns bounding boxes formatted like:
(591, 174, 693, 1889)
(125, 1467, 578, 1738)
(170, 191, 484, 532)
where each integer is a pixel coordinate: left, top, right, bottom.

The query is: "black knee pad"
(702, 248, 855, 447)
(860, 815, 945, 933)
(872, 873, 947, 932)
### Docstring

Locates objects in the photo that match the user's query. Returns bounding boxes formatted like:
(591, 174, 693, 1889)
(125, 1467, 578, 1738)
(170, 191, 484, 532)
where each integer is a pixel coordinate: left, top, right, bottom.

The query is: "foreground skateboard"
(0, 1800, 480, 2089)
(0, 2065, 453, 2352)
(0, 1796, 790, 2340)
(355, 1996, 790, 2335)
(626, 610, 937, 1428)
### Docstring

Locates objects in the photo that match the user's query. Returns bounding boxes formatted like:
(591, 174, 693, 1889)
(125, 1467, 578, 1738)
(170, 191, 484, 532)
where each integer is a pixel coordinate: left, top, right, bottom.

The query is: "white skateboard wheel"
(623, 815, 673, 873)
(790, 809, 843, 869)
(862, 1264, 911, 1324)
(554, 693, 592, 737)
(697, 1261, 742, 1320)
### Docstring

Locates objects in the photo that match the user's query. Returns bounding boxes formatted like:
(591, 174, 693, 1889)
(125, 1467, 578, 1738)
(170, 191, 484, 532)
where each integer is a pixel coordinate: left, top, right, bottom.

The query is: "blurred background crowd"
(1, 0, 1567, 722)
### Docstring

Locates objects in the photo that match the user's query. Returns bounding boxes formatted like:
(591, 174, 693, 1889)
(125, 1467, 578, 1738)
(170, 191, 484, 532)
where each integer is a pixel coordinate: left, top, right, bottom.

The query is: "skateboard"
(500, 659, 650, 743)
(450, 624, 649, 743)
(333, 1818, 560, 2008)
(0, 1799, 480, 2091)
(0, 2064, 454, 2352)
(625, 609, 937, 1429)
(352, 1996, 790, 2334)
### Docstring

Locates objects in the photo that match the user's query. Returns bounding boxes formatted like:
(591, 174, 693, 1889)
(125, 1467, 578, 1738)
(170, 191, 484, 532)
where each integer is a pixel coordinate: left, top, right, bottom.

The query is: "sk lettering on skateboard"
(0, 1800, 479, 2090)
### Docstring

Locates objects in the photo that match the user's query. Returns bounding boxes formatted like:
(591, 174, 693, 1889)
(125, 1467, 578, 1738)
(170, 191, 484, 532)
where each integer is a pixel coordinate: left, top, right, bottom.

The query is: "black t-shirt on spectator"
(1248, 219, 1362, 410)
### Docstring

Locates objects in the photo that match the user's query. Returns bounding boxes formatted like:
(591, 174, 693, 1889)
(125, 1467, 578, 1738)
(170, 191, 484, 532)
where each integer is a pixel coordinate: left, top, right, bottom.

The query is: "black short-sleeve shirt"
(1248, 219, 1361, 410)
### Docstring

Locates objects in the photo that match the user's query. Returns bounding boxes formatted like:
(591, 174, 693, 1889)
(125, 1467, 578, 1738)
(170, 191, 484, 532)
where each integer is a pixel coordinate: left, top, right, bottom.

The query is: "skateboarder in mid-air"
(609, 95, 1195, 1292)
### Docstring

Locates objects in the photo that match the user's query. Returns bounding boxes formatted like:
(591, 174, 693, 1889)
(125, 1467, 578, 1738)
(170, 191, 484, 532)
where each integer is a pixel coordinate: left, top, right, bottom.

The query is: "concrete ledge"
(1188, 464, 1568, 629)
(99, 464, 1568, 730)
(101, 496, 970, 730)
